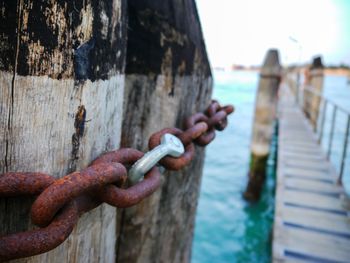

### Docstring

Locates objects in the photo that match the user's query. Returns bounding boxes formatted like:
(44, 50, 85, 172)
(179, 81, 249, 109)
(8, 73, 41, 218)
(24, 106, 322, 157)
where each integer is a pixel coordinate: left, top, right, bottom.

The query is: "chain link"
(0, 100, 234, 261)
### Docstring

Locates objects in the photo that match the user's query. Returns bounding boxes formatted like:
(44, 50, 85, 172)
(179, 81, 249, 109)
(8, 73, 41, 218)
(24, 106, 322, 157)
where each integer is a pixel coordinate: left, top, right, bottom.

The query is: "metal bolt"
(128, 133, 185, 184)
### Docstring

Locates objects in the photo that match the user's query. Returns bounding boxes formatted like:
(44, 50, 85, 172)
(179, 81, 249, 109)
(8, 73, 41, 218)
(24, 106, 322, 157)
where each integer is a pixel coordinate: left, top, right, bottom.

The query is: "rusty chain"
(0, 100, 234, 261)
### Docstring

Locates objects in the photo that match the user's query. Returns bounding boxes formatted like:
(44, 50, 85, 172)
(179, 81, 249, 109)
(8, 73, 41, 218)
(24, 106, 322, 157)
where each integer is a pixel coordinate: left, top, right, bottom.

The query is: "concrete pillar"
(308, 57, 324, 130)
(244, 49, 281, 201)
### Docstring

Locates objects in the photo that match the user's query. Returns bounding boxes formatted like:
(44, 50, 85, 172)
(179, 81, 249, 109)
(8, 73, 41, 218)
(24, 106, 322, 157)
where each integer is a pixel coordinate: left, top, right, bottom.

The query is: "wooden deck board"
(274, 225, 350, 262)
(283, 159, 330, 171)
(281, 206, 350, 235)
(283, 190, 345, 211)
(281, 152, 325, 162)
(272, 84, 350, 263)
(283, 167, 333, 180)
(284, 177, 342, 194)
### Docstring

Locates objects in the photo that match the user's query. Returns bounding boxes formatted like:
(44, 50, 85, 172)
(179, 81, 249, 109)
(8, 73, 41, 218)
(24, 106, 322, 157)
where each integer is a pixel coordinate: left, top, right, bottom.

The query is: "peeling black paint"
(125, 0, 211, 77)
(0, 0, 127, 80)
(74, 38, 95, 81)
(16, 0, 78, 76)
(0, 1, 17, 72)
(87, 0, 127, 79)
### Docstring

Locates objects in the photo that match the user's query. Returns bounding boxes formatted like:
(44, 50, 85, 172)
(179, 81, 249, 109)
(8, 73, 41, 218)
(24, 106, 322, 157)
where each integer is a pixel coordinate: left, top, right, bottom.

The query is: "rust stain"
(69, 105, 88, 172)
(177, 60, 186, 75)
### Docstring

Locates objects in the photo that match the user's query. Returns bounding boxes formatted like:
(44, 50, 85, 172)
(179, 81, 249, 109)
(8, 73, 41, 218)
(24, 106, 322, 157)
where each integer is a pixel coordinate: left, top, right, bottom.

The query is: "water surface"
(192, 71, 276, 263)
(191, 71, 350, 263)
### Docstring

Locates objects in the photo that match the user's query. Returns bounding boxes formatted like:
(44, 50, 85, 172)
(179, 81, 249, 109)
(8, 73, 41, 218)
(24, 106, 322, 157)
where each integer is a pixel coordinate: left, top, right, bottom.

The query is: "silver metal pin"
(128, 133, 184, 184)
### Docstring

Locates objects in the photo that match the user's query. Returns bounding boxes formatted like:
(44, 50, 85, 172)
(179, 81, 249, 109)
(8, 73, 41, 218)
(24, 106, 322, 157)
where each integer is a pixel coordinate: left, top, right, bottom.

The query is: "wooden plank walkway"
(273, 84, 350, 263)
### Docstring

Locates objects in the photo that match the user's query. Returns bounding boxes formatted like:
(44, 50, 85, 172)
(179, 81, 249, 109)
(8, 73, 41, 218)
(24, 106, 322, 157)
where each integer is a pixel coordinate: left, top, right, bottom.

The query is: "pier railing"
(296, 84, 350, 185)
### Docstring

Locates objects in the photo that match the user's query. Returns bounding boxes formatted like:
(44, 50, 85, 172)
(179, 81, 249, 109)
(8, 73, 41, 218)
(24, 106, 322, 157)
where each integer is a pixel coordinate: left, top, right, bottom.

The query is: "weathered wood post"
(0, 1, 126, 262)
(304, 56, 324, 130)
(286, 68, 298, 98)
(243, 49, 281, 201)
(117, 1, 212, 262)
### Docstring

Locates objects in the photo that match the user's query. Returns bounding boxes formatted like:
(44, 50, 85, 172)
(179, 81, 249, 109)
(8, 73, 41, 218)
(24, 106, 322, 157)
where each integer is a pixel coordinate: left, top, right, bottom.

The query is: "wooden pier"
(273, 84, 350, 262)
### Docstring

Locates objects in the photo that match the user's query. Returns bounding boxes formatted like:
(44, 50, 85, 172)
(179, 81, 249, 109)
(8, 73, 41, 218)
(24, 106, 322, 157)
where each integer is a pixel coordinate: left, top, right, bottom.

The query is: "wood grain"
(117, 1, 213, 262)
(0, 1, 126, 262)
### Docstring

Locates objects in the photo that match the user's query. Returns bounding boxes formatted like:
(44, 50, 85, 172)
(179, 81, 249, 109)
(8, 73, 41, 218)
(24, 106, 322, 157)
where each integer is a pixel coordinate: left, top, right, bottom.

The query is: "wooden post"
(117, 1, 212, 262)
(243, 49, 281, 201)
(286, 68, 298, 98)
(0, 1, 126, 262)
(309, 56, 324, 130)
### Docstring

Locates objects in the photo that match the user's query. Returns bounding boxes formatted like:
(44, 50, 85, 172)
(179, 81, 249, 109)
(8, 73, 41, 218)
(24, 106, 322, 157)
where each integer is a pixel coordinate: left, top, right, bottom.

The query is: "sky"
(195, 0, 350, 67)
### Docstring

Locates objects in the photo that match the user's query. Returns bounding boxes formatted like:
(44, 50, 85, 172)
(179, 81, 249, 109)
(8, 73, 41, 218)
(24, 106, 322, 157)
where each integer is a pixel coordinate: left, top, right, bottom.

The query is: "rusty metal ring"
(186, 113, 216, 146)
(222, 105, 235, 115)
(216, 105, 234, 131)
(206, 101, 221, 116)
(207, 110, 228, 131)
(0, 172, 55, 196)
(0, 194, 100, 262)
(0, 201, 79, 262)
(98, 166, 161, 207)
(178, 122, 208, 145)
(206, 102, 234, 131)
(91, 148, 143, 167)
(95, 148, 162, 207)
(0, 173, 89, 261)
(31, 162, 127, 227)
(206, 102, 227, 131)
(148, 128, 195, 170)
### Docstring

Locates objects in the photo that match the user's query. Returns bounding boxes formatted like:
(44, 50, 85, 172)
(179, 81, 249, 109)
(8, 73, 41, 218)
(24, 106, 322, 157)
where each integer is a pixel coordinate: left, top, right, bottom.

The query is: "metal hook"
(128, 133, 185, 184)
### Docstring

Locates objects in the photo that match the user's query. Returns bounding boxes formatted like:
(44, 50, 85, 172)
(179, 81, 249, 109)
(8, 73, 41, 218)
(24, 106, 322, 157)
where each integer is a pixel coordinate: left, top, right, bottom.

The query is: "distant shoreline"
(324, 68, 350, 76)
(213, 67, 350, 77)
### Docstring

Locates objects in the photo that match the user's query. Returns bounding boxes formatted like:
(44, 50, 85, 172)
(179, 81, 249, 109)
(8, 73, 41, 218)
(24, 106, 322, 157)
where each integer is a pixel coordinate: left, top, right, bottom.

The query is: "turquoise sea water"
(320, 75, 350, 193)
(191, 71, 350, 263)
(191, 71, 276, 263)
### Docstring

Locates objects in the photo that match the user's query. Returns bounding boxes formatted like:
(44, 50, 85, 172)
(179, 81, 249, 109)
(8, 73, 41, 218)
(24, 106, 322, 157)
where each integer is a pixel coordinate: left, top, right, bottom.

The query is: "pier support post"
(304, 56, 324, 130)
(0, 1, 127, 262)
(310, 57, 324, 130)
(244, 49, 281, 201)
(117, 1, 212, 262)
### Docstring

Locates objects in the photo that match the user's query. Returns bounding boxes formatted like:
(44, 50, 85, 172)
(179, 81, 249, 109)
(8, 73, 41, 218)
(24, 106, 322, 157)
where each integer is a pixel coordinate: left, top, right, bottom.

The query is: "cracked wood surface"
(117, 1, 212, 263)
(0, 1, 212, 262)
(0, 1, 126, 262)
